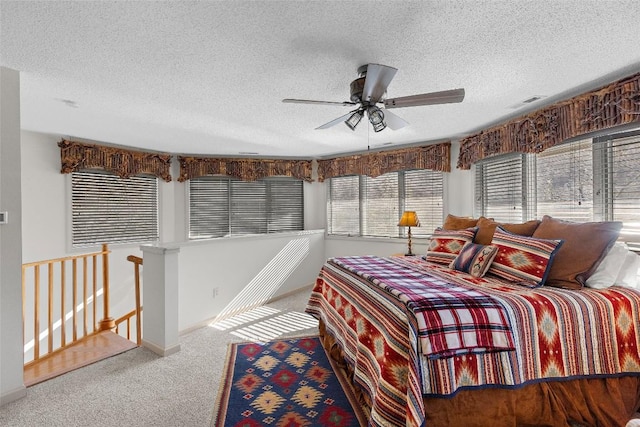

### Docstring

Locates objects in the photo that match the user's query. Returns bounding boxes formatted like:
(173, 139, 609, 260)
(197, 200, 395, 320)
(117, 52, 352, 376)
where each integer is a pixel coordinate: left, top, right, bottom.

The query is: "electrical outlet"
(212, 287, 219, 298)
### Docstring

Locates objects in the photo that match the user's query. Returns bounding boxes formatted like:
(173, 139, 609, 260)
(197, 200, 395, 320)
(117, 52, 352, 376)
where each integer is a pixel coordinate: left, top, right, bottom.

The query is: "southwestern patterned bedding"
(305, 255, 640, 427)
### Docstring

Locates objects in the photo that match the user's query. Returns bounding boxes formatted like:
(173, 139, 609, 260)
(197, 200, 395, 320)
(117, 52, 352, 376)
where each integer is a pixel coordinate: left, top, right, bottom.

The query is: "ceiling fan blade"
(361, 64, 398, 104)
(283, 98, 357, 107)
(382, 109, 409, 130)
(383, 88, 465, 109)
(315, 112, 354, 130)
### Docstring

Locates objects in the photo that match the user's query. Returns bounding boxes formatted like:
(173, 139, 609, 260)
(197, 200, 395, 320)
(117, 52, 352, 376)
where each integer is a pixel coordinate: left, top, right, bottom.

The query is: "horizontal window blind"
(189, 178, 230, 238)
(189, 177, 303, 239)
(536, 139, 594, 222)
(475, 154, 530, 222)
(404, 169, 443, 237)
(327, 175, 360, 236)
(362, 173, 399, 237)
(71, 171, 158, 246)
(596, 132, 640, 243)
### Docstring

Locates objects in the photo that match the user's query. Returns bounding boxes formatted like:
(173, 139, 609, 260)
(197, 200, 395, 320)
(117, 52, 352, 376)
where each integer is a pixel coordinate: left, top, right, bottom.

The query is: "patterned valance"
(58, 139, 172, 182)
(316, 142, 451, 182)
(457, 72, 640, 169)
(177, 156, 313, 182)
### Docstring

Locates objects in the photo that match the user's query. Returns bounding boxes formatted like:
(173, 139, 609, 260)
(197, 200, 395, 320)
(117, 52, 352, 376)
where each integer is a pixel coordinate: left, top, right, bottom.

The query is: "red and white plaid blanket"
(333, 256, 514, 358)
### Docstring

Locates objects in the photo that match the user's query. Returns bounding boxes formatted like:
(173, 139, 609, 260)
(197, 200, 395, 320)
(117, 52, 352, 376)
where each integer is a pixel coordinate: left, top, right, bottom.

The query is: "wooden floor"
(24, 330, 138, 387)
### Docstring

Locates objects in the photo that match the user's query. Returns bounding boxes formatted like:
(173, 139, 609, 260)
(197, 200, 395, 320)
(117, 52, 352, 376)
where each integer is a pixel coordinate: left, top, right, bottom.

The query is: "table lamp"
(398, 211, 420, 256)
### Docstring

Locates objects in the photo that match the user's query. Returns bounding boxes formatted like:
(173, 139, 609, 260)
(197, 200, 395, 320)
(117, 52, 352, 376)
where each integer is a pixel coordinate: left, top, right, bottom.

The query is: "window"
(188, 177, 303, 239)
(71, 171, 158, 247)
(327, 169, 444, 237)
(475, 129, 640, 243)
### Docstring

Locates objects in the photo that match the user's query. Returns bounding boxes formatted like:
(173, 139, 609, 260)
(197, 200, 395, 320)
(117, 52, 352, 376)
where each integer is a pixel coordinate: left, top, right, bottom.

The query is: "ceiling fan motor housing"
(350, 77, 366, 103)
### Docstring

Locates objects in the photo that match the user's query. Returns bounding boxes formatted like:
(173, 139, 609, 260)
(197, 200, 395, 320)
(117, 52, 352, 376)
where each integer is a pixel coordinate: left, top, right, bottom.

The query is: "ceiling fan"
(282, 63, 465, 132)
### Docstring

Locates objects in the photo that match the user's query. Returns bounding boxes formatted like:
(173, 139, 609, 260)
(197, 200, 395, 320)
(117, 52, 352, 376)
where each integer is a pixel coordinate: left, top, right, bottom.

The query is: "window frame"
(326, 169, 445, 239)
(474, 128, 640, 244)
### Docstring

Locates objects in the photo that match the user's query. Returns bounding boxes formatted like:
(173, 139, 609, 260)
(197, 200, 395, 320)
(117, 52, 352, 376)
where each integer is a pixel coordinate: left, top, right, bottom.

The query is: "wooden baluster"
(72, 259, 77, 342)
(34, 265, 40, 361)
(99, 244, 115, 331)
(83, 257, 88, 337)
(92, 255, 97, 332)
(48, 262, 54, 354)
(61, 260, 66, 348)
(134, 258, 142, 345)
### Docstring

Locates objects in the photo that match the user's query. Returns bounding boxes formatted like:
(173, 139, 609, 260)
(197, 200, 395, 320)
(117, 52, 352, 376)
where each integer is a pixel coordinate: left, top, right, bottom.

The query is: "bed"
(306, 215, 640, 427)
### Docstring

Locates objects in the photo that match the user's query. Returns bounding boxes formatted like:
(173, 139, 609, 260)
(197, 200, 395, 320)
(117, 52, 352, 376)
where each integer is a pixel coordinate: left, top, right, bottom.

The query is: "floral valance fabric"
(177, 156, 313, 182)
(457, 72, 640, 169)
(58, 139, 172, 182)
(317, 142, 451, 182)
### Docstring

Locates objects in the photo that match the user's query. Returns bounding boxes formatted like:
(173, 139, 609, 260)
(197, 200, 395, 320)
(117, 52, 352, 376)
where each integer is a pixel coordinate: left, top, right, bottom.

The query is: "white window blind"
(71, 171, 158, 247)
(595, 132, 640, 242)
(404, 169, 444, 237)
(362, 173, 399, 237)
(327, 170, 444, 237)
(327, 175, 360, 236)
(189, 177, 303, 239)
(536, 139, 594, 222)
(475, 154, 534, 222)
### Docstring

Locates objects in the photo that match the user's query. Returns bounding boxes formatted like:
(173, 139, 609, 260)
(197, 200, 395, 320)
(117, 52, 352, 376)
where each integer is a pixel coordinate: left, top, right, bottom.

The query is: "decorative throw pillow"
(531, 215, 623, 289)
(487, 227, 564, 287)
(443, 214, 480, 230)
(474, 217, 541, 245)
(426, 227, 478, 265)
(449, 242, 499, 277)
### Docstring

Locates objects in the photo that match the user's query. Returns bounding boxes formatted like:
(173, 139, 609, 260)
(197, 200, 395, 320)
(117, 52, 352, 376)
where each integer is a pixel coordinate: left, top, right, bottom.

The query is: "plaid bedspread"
(306, 255, 640, 427)
(333, 256, 514, 358)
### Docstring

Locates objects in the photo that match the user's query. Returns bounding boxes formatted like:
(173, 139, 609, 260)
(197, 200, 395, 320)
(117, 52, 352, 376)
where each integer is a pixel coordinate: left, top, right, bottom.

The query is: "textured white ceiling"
(2, 1, 640, 158)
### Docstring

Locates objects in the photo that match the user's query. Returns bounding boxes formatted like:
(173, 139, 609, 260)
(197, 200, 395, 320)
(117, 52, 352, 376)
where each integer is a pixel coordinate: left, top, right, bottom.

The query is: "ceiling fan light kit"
(345, 109, 364, 131)
(283, 63, 465, 133)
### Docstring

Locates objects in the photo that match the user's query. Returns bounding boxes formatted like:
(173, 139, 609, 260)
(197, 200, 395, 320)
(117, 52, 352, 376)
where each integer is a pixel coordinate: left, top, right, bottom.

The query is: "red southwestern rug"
(211, 336, 367, 427)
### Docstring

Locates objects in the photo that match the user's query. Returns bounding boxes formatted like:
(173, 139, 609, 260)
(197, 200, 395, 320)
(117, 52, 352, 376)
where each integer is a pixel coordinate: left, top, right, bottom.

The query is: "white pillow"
(615, 249, 640, 288)
(585, 242, 628, 289)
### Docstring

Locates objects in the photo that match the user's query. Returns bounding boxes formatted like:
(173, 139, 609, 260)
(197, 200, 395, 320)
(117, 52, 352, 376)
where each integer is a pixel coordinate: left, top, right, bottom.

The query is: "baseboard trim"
(1, 385, 27, 406)
(141, 340, 181, 357)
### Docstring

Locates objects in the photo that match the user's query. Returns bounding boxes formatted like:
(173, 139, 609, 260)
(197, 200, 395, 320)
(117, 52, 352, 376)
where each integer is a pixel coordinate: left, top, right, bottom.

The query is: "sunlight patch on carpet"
(230, 311, 318, 342)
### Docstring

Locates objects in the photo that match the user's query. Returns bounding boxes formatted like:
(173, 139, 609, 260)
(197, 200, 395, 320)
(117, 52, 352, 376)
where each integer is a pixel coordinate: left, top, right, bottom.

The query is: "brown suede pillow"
(475, 217, 541, 245)
(531, 215, 622, 289)
(443, 214, 479, 230)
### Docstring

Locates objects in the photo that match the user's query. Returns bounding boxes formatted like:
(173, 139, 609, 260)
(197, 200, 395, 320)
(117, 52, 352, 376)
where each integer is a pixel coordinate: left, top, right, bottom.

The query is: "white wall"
(0, 67, 27, 405)
(175, 230, 325, 331)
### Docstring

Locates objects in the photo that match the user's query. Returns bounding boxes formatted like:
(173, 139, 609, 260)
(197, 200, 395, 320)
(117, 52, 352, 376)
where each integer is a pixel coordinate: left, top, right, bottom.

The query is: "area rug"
(211, 336, 367, 427)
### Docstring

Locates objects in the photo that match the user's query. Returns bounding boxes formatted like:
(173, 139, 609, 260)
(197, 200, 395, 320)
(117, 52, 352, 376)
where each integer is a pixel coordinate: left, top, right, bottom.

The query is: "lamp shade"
(398, 211, 420, 227)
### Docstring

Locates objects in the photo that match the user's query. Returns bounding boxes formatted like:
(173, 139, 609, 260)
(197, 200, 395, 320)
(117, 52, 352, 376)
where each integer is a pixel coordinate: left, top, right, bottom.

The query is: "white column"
(0, 67, 27, 405)
(140, 245, 181, 356)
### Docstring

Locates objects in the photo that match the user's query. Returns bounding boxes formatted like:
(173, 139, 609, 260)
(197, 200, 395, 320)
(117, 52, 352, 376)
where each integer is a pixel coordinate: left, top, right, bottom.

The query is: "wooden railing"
(115, 255, 143, 345)
(22, 244, 114, 365)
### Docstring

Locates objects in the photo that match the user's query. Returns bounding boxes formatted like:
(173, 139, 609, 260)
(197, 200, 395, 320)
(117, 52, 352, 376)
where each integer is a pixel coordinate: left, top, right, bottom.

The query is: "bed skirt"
(318, 320, 640, 427)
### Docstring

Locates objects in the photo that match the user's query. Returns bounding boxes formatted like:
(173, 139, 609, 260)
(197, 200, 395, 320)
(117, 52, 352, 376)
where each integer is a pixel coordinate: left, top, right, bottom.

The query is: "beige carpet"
(0, 286, 317, 427)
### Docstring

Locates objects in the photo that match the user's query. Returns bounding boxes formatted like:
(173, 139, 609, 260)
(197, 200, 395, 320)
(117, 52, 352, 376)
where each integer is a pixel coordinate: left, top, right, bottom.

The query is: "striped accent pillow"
(449, 242, 499, 277)
(488, 227, 564, 287)
(426, 227, 478, 265)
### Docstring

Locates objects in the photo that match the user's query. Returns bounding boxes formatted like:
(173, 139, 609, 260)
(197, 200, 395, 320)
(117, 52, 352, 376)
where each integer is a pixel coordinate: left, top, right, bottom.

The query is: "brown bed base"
(319, 320, 640, 427)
